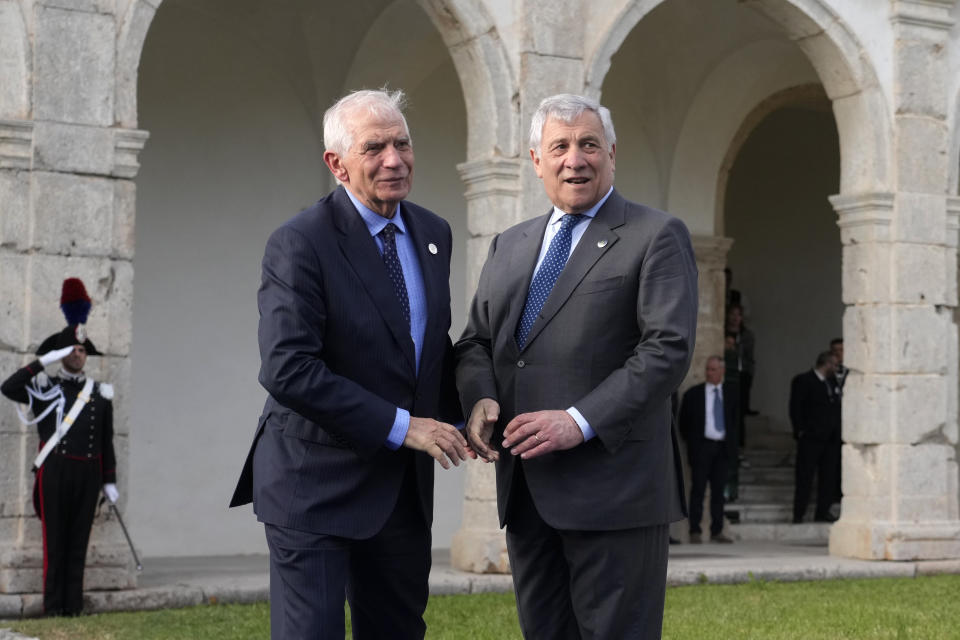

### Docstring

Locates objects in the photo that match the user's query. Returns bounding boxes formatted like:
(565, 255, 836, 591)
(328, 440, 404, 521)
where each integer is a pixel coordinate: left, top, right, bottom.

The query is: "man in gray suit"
(456, 94, 698, 639)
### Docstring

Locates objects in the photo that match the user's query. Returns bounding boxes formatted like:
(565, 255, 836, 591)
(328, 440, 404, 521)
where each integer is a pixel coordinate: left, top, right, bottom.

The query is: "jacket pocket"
(574, 275, 624, 296)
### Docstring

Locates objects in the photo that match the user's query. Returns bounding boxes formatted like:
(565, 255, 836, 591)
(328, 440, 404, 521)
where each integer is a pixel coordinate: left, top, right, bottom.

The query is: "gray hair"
(323, 89, 411, 157)
(707, 355, 725, 366)
(529, 94, 617, 157)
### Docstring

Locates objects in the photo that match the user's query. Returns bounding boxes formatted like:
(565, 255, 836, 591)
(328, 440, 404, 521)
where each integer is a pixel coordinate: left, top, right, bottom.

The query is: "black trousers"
(35, 455, 101, 616)
(688, 440, 728, 536)
(793, 437, 840, 521)
(505, 464, 670, 640)
(264, 463, 431, 640)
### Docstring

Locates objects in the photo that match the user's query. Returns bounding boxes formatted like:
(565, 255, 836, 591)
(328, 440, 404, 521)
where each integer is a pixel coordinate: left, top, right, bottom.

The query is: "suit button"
(517, 360, 525, 368)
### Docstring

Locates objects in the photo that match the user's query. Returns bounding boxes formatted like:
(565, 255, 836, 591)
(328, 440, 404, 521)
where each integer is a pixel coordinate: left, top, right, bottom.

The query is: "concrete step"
(744, 429, 794, 451)
(724, 502, 793, 523)
(738, 466, 794, 485)
(729, 522, 831, 545)
(736, 484, 794, 503)
(741, 449, 794, 468)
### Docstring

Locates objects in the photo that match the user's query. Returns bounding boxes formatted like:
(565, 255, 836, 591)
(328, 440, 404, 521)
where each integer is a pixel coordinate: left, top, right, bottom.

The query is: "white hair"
(323, 89, 410, 157)
(529, 94, 617, 157)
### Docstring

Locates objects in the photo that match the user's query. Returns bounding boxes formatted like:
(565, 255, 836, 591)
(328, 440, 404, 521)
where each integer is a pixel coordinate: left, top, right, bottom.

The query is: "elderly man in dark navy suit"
(231, 89, 471, 640)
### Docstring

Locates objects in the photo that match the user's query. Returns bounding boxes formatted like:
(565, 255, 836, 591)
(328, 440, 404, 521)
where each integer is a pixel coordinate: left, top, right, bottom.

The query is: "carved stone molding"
(890, 0, 955, 31)
(457, 156, 523, 202)
(113, 128, 150, 179)
(830, 192, 894, 244)
(0, 120, 33, 170)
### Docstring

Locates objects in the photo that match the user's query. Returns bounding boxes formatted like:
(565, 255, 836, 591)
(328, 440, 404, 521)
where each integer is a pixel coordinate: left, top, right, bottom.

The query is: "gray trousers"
(505, 467, 671, 639)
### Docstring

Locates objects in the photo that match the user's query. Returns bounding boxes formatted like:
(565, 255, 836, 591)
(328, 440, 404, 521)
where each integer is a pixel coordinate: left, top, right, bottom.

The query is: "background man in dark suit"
(230, 89, 471, 640)
(679, 355, 739, 544)
(456, 94, 698, 639)
(789, 350, 841, 523)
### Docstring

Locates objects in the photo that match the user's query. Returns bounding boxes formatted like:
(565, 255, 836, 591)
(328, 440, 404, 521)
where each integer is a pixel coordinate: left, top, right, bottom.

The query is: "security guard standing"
(0, 278, 118, 616)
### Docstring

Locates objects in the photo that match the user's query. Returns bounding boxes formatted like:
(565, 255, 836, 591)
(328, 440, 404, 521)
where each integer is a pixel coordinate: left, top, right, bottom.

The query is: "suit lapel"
(503, 214, 552, 356)
(521, 191, 625, 351)
(332, 188, 416, 374)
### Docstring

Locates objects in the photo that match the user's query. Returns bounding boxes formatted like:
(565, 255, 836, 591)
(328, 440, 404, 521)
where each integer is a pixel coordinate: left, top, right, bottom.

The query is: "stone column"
(0, 3, 146, 602)
(686, 235, 734, 391)
(828, 0, 960, 561)
(450, 156, 522, 574)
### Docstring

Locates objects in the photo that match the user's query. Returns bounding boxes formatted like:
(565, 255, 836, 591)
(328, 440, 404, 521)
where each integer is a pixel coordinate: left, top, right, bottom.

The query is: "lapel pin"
(428, 243, 438, 255)
(597, 239, 608, 248)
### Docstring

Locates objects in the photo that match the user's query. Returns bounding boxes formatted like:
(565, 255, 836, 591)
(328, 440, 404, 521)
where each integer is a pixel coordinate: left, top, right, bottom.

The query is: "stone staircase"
(725, 415, 832, 545)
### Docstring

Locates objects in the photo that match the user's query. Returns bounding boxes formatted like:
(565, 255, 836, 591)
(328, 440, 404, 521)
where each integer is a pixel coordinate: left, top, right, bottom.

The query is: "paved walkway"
(2, 541, 959, 623)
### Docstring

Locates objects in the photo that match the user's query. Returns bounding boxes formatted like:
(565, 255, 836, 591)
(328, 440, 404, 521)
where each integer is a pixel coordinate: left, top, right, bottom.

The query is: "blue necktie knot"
(515, 214, 584, 349)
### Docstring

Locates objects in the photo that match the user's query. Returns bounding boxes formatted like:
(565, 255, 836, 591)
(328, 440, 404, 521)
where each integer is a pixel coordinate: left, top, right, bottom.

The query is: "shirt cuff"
(567, 407, 595, 442)
(386, 408, 410, 450)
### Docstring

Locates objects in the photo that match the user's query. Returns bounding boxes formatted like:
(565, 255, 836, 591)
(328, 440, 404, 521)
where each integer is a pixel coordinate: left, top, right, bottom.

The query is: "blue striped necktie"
(515, 214, 583, 349)
(378, 223, 410, 329)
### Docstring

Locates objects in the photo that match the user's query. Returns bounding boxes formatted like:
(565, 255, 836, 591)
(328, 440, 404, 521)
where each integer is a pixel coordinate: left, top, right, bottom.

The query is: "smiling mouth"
(565, 177, 590, 184)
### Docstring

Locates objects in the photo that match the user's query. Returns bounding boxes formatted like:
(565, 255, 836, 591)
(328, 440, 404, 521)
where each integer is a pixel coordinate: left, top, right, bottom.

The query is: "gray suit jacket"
(456, 189, 697, 530)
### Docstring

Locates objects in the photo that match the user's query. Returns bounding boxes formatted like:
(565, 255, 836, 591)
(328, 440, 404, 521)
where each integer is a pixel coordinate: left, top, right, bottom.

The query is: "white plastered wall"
(131, 0, 467, 556)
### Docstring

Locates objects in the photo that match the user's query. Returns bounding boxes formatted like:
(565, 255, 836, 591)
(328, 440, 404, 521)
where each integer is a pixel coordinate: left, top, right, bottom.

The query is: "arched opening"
(131, 0, 468, 556)
(599, 0, 853, 542)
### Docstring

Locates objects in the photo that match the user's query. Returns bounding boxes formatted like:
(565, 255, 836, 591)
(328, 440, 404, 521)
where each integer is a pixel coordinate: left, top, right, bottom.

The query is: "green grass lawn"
(4, 575, 959, 639)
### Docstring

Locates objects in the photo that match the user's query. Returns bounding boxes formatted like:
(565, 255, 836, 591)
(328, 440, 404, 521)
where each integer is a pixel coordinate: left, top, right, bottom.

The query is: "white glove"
(103, 483, 119, 504)
(39, 346, 76, 367)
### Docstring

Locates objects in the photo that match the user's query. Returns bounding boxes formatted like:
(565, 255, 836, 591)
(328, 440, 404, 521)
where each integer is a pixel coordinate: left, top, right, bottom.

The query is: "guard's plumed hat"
(35, 278, 101, 356)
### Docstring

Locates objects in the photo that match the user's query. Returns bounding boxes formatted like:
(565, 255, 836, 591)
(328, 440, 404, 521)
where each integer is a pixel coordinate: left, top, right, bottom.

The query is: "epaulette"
(98, 383, 114, 400)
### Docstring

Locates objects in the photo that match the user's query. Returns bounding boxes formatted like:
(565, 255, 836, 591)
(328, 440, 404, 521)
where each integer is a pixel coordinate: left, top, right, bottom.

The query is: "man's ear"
(530, 148, 543, 179)
(324, 150, 348, 183)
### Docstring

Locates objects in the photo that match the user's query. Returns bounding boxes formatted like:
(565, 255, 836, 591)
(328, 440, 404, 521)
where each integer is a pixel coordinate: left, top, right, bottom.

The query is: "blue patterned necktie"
(378, 223, 410, 329)
(713, 387, 725, 438)
(515, 214, 584, 349)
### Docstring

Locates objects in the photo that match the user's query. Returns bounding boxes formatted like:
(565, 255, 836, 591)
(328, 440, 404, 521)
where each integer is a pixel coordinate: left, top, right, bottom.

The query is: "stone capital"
(113, 128, 150, 179)
(457, 156, 523, 202)
(830, 191, 893, 244)
(691, 235, 734, 270)
(890, 0, 955, 31)
(0, 120, 33, 170)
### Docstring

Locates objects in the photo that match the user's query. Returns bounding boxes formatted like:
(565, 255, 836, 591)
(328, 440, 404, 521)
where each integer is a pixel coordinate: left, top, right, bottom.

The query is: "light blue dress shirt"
(345, 189, 427, 450)
(532, 187, 614, 443)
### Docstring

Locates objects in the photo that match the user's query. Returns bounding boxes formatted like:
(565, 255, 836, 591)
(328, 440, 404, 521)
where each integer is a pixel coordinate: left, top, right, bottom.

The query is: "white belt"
(32, 377, 95, 471)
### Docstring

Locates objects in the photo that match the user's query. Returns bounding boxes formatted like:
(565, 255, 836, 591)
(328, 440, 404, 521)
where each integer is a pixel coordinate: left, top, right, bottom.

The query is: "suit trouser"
(687, 440, 728, 536)
(35, 455, 101, 616)
(505, 464, 670, 640)
(264, 464, 431, 640)
(793, 437, 840, 521)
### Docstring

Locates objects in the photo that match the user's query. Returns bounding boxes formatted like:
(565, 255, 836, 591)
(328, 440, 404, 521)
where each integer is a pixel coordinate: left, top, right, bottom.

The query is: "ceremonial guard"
(1, 278, 118, 616)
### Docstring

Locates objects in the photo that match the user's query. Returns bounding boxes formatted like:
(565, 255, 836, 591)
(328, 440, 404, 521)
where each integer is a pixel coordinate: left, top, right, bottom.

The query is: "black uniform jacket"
(1, 360, 117, 482)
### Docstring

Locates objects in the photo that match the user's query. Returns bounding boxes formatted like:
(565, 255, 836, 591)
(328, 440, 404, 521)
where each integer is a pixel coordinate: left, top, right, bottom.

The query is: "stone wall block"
(893, 37, 947, 118)
(841, 374, 889, 444)
(113, 180, 136, 259)
(460, 497, 500, 530)
(838, 495, 893, 522)
(0, 433, 27, 518)
(0, 120, 33, 169)
(895, 495, 954, 523)
(841, 443, 893, 498)
(521, 1, 583, 58)
(38, 0, 116, 13)
(843, 305, 891, 373)
(893, 305, 950, 373)
(892, 192, 946, 244)
(841, 243, 890, 305)
(793, 31, 859, 100)
(104, 259, 133, 356)
(0, 170, 30, 249)
(892, 244, 947, 305)
(34, 6, 115, 126)
(31, 172, 114, 256)
(463, 460, 497, 500)
(0, 517, 22, 545)
(0, 254, 27, 350)
(33, 122, 113, 175)
(892, 443, 952, 498)
(832, 93, 893, 193)
(895, 116, 949, 194)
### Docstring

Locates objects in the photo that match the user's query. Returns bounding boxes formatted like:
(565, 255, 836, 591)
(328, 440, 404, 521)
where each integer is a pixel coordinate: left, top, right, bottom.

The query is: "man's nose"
(563, 147, 586, 169)
(381, 144, 403, 167)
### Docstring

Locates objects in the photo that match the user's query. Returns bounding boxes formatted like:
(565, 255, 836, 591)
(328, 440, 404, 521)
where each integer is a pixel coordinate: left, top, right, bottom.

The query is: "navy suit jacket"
(678, 382, 739, 454)
(230, 186, 460, 539)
